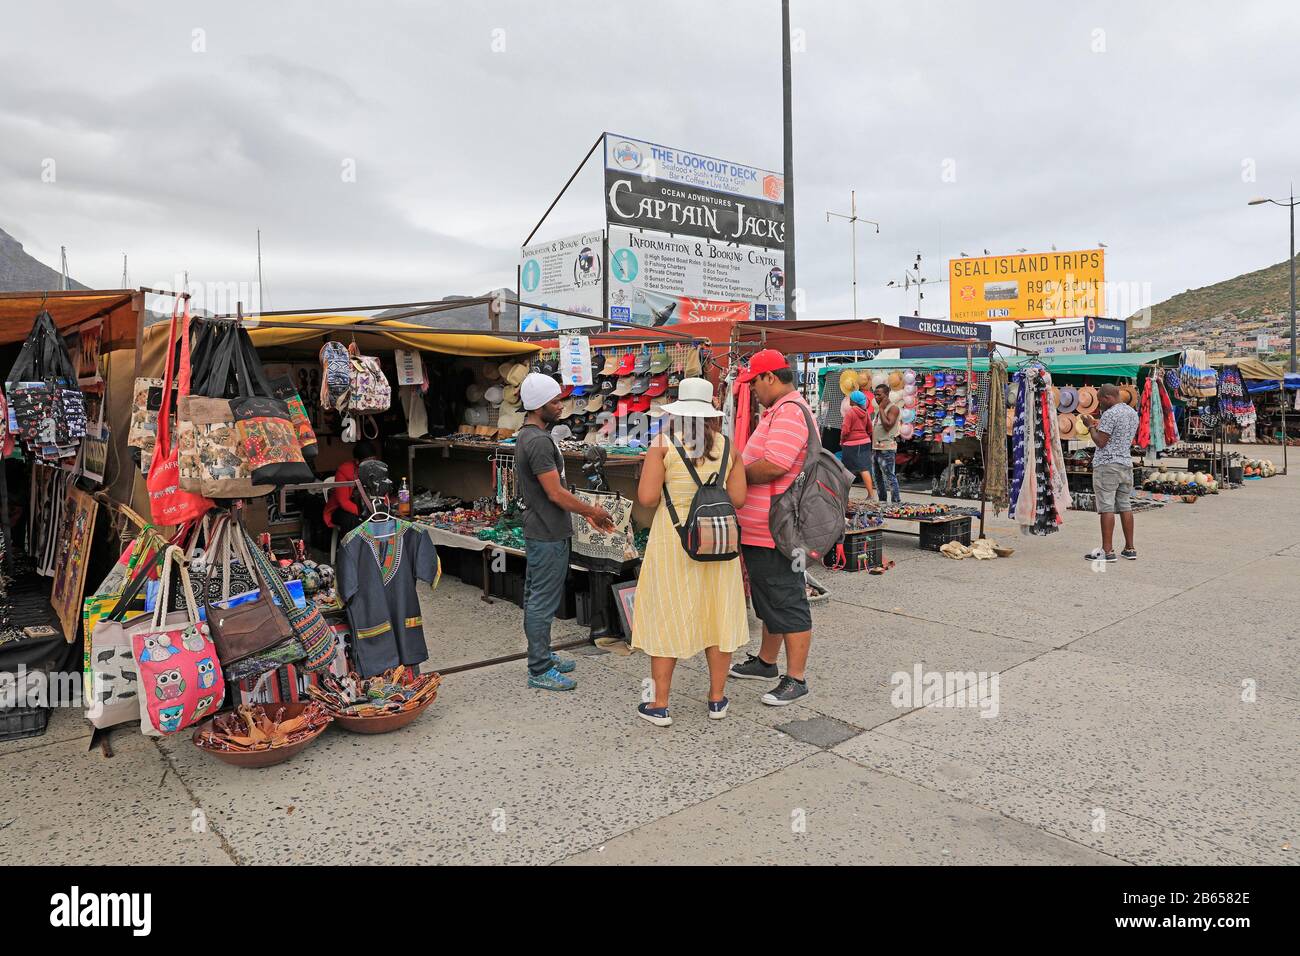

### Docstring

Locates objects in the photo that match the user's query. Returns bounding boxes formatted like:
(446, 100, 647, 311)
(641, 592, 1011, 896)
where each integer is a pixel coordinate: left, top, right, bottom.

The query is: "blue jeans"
(523, 538, 570, 676)
(874, 450, 901, 502)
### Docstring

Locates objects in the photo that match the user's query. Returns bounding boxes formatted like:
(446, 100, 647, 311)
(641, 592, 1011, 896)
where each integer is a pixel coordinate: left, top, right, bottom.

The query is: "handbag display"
(146, 300, 215, 524)
(177, 321, 276, 499)
(202, 510, 296, 665)
(269, 374, 318, 459)
(82, 526, 168, 699)
(132, 546, 226, 735)
(320, 340, 351, 411)
(229, 330, 314, 486)
(247, 534, 335, 673)
(4, 309, 86, 461)
(346, 343, 391, 413)
(127, 376, 173, 473)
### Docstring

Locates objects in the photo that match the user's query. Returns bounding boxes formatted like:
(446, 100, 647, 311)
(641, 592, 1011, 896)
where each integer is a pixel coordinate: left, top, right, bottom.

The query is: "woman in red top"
(839, 390, 875, 496)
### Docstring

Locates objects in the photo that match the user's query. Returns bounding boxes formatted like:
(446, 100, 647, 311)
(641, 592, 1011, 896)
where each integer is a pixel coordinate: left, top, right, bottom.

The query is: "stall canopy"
(816, 350, 1181, 392)
(0, 289, 141, 350)
(683, 318, 983, 355)
(141, 313, 538, 364)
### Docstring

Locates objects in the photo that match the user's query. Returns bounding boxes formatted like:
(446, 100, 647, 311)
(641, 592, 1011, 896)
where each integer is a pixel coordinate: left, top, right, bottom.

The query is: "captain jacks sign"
(603, 134, 785, 250)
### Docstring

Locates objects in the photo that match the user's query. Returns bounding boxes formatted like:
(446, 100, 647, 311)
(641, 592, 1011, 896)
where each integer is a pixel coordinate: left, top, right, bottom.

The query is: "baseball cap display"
(613, 377, 633, 396)
(736, 348, 790, 383)
(648, 348, 671, 374)
(601, 353, 620, 376)
(629, 375, 650, 395)
(645, 373, 668, 397)
(633, 350, 650, 374)
(600, 378, 615, 394)
(585, 393, 604, 413)
(615, 353, 636, 375)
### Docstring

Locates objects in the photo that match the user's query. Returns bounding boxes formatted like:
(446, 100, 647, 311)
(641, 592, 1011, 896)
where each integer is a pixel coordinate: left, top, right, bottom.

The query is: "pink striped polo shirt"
(739, 390, 810, 549)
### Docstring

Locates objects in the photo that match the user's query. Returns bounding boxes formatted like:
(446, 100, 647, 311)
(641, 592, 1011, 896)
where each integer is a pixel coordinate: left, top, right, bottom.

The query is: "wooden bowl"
(329, 692, 437, 734)
(191, 703, 331, 768)
(1182, 494, 1198, 504)
(992, 546, 1015, 558)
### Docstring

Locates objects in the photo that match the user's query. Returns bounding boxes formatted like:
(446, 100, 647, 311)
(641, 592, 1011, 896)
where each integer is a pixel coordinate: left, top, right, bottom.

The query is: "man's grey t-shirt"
(515, 423, 573, 541)
(1092, 402, 1139, 467)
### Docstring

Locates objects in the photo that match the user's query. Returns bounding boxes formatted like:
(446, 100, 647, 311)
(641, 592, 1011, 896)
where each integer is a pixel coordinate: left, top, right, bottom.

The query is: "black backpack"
(663, 435, 742, 562)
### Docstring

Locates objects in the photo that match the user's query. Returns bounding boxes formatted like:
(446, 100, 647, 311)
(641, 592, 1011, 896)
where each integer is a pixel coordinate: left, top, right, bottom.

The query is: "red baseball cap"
(644, 373, 669, 397)
(615, 398, 632, 417)
(736, 348, 790, 383)
(614, 353, 636, 375)
(628, 395, 651, 413)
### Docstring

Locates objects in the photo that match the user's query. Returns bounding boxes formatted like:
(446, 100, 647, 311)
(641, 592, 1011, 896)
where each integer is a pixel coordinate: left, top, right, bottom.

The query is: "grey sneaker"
(729, 654, 779, 681)
(761, 675, 809, 707)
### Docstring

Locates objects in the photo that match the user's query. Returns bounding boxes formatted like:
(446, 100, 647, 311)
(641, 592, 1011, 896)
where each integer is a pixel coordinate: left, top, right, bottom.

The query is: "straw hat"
(839, 368, 861, 396)
(483, 361, 502, 382)
(1057, 412, 1075, 435)
(1076, 385, 1099, 414)
(1057, 386, 1078, 413)
(888, 370, 904, 390)
(505, 362, 530, 386)
(1074, 415, 1090, 438)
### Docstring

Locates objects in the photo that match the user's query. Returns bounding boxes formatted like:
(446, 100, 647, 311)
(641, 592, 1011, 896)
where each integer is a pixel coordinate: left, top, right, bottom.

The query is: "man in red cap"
(728, 349, 814, 706)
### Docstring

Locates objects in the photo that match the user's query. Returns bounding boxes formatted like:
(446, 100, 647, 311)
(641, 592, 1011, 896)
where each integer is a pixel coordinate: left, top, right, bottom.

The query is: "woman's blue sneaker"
(708, 697, 729, 720)
(550, 653, 576, 673)
(637, 703, 672, 727)
(528, 667, 576, 691)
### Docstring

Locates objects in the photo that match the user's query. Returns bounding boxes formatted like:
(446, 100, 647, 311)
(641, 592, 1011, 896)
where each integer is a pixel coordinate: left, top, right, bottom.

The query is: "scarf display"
(1008, 364, 1069, 536)
(1137, 374, 1181, 459)
(1178, 349, 1217, 399)
(1217, 367, 1256, 427)
(985, 360, 1010, 515)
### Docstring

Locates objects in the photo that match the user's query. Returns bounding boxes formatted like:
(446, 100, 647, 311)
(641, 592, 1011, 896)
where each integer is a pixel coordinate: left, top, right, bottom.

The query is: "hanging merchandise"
(1178, 349, 1217, 399)
(268, 374, 319, 459)
(320, 340, 352, 410)
(570, 490, 639, 567)
(147, 300, 216, 525)
(3, 309, 87, 462)
(177, 321, 275, 499)
(985, 360, 1010, 515)
(1158, 376, 1180, 447)
(229, 329, 315, 486)
(336, 518, 440, 678)
(1008, 364, 1069, 536)
(126, 376, 172, 474)
(245, 535, 335, 674)
(132, 546, 226, 735)
(202, 511, 297, 666)
(345, 343, 391, 414)
(1217, 367, 1256, 429)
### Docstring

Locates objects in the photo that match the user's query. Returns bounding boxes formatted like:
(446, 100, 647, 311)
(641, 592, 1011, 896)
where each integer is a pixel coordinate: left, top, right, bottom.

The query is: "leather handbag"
(203, 510, 295, 664)
(247, 536, 335, 673)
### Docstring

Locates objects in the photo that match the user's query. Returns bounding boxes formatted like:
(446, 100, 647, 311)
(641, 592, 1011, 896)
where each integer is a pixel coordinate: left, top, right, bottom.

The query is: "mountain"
(1128, 255, 1296, 359)
(375, 288, 519, 331)
(0, 227, 89, 292)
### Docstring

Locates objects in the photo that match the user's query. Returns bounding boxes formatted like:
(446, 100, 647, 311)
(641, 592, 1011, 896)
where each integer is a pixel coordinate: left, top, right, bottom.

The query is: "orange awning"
(0, 289, 142, 350)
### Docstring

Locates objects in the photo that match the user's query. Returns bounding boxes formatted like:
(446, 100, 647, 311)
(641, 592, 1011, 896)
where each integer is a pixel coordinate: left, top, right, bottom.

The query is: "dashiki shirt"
(337, 518, 441, 677)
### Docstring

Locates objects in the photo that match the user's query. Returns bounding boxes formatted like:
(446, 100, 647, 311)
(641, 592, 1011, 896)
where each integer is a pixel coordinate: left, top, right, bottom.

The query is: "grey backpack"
(768, 401, 853, 562)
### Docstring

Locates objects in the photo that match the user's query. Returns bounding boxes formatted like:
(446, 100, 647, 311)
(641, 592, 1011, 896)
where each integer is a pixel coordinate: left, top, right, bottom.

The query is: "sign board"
(603, 134, 784, 250)
(607, 226, 785, 323)
(949, 249, 1105, 322)
(1015, 324, 1085, 355)
(608, 288, 749, 328)
(518, 230, 605, 332)
(1085, 316, 1127, 354)
(898, 316, 990, 359)
(558, 334, 593, 386)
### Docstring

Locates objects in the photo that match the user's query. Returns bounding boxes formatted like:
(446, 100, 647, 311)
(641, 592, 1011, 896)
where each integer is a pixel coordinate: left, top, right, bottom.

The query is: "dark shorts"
(840, 442, 873, 476)
(743, 544, 813, 634)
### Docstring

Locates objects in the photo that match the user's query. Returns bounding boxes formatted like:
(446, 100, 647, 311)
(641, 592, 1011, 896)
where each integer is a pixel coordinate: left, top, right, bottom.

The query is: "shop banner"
(1015, 324, 1086, 355)
(519, 230, 605, 333)
(605, 133, 784, 205)
(898, 316, 990, 359)
(1085, 316, 1127, 354)
(603, 134, 783, 250)
(949, 249, 1105, 322)
(609, 288, 749, 328)
(607, 226, 785, 323)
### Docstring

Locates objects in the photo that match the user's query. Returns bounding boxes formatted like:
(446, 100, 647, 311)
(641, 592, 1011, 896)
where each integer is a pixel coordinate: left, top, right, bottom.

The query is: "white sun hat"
(657, 377, 721, 418)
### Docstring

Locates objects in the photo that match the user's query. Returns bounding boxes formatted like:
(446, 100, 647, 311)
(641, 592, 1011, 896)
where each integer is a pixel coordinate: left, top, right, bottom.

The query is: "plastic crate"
(823, 530, 883, 572)
(918, 516, 973, 552)
(0, 705, 50, 742)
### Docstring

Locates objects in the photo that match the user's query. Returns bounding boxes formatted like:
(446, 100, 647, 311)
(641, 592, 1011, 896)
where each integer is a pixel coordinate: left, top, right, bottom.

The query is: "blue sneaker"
(708, 696, 730, 720)
(528, 666, 576, 691)
(550, 653, 576, 674)
(637, 702, 672, 727)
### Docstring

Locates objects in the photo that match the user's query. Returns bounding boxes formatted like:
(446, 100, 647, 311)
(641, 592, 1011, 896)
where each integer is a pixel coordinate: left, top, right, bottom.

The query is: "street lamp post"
(1248, 190, 1297, 374)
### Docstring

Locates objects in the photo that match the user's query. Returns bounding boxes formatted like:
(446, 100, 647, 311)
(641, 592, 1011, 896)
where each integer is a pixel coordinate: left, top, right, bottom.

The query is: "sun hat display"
(903, 369, 916, 386)
(899, 423, 914, 439)
(736, 348, 789, 383)
(498, 360, 516, 381)
(505, 361, 530, 386)
(889, 389, 904, 406)
(872, 372, 889, 389)
(1057, 386, 1078, 413)
(903, 382, 916, 395)
(1074, 415, 1091, 438)
(482, 361, 502, 382)
(497, 406, 525, 431)
(1076, 385, 1098, 414)
(657, 377, 722, 418)
(465, 383, 485, 403)
(900, 407, 915, 424)
(484, 385, 504, 405)
(1057, 412, 1075, 435)
(903, 393, 917, 408)
(520, 372, 562, 411)
(502, 384, 520, 406)
(888, 370, 904, 390)
(464, 405, 491, 426)
(839, 368, 861, 396)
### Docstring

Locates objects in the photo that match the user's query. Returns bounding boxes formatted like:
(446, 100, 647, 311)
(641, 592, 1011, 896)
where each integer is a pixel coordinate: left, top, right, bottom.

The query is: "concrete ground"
(2, 446, 1296, 865)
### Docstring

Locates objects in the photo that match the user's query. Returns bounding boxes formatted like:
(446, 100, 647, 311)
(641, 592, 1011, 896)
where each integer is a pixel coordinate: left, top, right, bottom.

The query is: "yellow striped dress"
(631, 434, 749, 659)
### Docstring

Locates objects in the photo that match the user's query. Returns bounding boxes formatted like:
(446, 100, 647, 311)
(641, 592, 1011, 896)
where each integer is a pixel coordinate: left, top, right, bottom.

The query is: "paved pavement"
(2, 447, 1296, 865)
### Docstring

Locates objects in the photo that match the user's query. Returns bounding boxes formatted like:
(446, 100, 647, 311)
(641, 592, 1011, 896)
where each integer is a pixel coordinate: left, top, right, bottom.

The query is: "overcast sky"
(2, 0, 1298, 343)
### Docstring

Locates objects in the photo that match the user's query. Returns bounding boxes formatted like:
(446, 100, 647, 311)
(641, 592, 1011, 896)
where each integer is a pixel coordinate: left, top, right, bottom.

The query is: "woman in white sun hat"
(631, 377, 748, 727)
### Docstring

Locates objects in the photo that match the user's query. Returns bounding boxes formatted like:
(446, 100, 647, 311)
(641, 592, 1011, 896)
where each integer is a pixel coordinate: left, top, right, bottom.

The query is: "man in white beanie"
(516, 372, 615, 691)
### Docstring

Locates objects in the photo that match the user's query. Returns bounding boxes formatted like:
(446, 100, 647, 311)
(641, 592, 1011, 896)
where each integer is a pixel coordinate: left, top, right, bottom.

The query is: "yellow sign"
(949, 249, 1105, 322)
